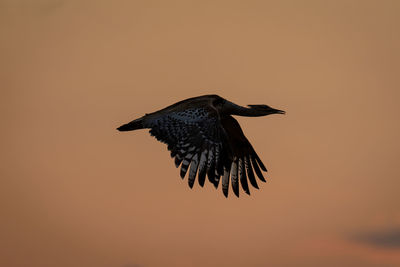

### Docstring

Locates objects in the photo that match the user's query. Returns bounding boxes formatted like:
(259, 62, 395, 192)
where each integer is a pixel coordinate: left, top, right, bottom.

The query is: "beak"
(270, 108, 286, 115)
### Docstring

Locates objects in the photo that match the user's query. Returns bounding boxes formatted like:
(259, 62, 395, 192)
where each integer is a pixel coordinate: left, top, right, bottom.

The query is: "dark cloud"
(353, 228, 400, 249)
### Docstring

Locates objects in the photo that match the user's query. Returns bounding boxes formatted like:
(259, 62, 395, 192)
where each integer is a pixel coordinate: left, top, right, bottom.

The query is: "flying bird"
(117, 94, 285, 197)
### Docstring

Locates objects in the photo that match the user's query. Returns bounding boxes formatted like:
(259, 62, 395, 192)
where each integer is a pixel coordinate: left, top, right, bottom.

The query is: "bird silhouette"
(117, 94, 285, 197)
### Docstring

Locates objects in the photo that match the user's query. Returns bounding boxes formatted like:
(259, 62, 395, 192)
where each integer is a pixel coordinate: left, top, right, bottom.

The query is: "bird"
(117, 94, 285, 197)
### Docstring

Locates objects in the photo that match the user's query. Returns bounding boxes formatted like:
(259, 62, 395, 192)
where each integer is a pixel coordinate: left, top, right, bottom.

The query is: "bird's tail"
(117, 118, 144, 131)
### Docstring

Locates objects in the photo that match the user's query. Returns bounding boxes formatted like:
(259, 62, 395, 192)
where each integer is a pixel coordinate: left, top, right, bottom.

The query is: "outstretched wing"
(145, 108, 267, 197)
(145, 107, 231, 189)
(220, 115, 267, 197)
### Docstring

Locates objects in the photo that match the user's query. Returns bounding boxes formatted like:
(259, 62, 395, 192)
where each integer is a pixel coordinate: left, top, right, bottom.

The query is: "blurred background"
(1, 0, 400, 266)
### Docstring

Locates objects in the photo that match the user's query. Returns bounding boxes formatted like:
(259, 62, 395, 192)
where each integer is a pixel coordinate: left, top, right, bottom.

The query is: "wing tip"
(180, 169, 186, 179)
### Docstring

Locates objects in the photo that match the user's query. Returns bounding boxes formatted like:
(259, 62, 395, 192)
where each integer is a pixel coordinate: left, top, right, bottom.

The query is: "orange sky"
(1, 1, 400, 266)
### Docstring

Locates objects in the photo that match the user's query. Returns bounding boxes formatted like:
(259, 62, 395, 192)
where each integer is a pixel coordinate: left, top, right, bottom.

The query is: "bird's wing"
(219, 115, 267, 197)
(146, 108, 267, 197)
(145, 107, 231, 190)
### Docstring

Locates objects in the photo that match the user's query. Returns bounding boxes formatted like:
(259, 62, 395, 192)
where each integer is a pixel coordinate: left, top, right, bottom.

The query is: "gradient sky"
(1, 1, 400, 266)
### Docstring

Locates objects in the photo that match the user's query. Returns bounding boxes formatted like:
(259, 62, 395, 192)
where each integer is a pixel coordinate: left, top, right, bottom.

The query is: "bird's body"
(117, 94, 285, 197)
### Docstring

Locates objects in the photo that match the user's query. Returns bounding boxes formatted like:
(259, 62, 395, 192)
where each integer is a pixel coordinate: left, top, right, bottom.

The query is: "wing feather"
(239, 158, 250, 195)
(251, 155, 266, 182)
(180, 152, 194, 178)
(222, 166, 231, 197)
(230, 159, 239, 197)
(188, 153, 200, 188)
(197, 149, 208, 187)
(245, 156, 259, 189)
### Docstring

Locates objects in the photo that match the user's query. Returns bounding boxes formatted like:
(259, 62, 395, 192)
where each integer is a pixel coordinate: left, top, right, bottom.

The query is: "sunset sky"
(1, 1, 400, 266)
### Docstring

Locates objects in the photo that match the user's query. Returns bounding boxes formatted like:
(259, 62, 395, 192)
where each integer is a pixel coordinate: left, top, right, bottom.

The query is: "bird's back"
(144, 94, 222, 119)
